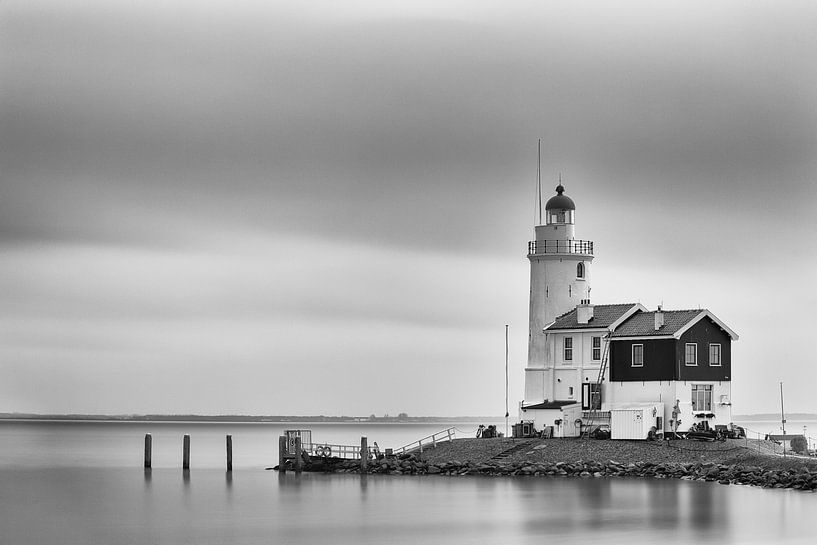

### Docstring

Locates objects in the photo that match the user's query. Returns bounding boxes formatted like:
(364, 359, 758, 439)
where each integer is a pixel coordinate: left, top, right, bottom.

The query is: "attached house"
(607, 307, 739, 432)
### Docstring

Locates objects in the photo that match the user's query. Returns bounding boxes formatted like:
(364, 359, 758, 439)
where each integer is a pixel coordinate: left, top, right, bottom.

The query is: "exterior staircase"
(489, 440, 535, 462)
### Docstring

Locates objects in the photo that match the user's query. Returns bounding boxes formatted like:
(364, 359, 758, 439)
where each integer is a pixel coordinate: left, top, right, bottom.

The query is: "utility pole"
(505, 324, 509, 438)
(780, 382, 786, 458)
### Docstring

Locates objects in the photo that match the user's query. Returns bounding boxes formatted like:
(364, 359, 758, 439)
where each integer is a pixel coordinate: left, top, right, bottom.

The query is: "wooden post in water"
(360, 436, 368, 471)
(226, 434, 233, 472)
(294, 437, 302, 473)
(183, 434, 191, 470)
(144, 433, 152, 469)
(278, 436, 287, 473)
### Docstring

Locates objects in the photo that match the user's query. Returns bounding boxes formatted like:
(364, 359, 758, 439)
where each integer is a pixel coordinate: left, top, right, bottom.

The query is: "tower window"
(577, 262, 585, 279)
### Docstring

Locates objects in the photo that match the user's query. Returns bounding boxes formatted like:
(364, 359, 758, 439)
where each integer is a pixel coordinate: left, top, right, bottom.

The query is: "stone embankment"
(295, 438, 817, 492)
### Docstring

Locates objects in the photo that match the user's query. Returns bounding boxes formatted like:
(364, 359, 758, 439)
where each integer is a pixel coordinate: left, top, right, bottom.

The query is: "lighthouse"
(524, 184, 594, 404)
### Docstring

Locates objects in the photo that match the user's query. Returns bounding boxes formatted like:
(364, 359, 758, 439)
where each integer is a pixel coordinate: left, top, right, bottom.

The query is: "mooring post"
(183, 434, 191, 470)
(144, 433, 152, 469)
(226, 434, 233, 472)
(278, 436, 287, 473)
(294, 437, 302, 473)
(360, 436, 368, 471)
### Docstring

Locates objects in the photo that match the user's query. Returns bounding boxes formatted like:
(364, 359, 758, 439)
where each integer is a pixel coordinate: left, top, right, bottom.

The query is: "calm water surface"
(1, 421, 816, 544)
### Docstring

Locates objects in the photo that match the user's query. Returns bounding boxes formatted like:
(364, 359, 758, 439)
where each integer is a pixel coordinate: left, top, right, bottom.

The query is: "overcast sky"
(2, 1, 816, 416)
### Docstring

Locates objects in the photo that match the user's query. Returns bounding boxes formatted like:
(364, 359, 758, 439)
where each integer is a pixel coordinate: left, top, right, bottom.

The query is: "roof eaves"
(672, 310, 740, 340)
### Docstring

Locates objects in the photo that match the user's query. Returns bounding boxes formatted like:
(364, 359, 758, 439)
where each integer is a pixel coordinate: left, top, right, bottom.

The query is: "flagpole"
(505, 324, 509, 438)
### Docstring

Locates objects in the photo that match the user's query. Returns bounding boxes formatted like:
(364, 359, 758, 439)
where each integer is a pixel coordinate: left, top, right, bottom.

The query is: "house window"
(568, 386, 574, 398)
(692, 384, 712, 411)
(709, 344, 721, 366)
(563, 337, 573, 362)
(632, 344, 644, 367)
(577, 262, 585, 279)
(685, 343, 698, 366)
(592, 336, 601, 361)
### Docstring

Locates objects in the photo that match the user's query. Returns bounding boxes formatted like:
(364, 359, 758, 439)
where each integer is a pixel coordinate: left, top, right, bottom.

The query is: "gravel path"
(416, 437, 817, 468)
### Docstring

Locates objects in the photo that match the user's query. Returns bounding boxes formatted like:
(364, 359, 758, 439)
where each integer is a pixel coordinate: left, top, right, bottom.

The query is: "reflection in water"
(1, 468, 816, 545)
(359, 473, 368, 497)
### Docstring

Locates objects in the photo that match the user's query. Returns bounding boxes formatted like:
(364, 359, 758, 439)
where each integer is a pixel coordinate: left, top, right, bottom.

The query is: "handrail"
(304, 442, 377, 460)
(528, 239, 593, 256)
(394, 427, 456, 455)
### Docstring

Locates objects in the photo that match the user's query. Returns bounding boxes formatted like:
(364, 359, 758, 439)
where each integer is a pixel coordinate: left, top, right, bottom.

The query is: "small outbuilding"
(609, 403, 664, 440)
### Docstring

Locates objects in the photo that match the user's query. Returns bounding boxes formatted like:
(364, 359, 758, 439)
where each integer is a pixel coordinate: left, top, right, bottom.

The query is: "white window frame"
(685, 343, 698, 366)
(563, 337, 573, 362)
(632, 344, 644, 367)
(592, 336, 601, 361)
(709, 343, 721, 367)
(691, 384, 713, 411)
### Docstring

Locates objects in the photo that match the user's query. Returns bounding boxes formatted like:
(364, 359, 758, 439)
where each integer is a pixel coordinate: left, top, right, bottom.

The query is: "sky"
(1, 0, 816, 416)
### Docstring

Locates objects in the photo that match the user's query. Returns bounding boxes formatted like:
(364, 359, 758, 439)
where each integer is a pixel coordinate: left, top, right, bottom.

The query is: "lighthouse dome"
(545, 184, 575, 210)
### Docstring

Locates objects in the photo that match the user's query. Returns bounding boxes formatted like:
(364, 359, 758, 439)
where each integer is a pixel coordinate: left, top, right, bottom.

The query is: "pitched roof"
(610, 309, 738, 340)
(546, 303, 639, 330)
(611, 309, 702, 337)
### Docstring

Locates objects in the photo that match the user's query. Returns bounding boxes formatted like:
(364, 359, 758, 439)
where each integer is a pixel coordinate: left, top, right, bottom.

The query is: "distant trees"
(790, 435, 808, 454)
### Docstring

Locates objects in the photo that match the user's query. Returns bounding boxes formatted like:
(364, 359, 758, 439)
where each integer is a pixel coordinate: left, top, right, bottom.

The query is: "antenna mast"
(537, 139, 542, 225)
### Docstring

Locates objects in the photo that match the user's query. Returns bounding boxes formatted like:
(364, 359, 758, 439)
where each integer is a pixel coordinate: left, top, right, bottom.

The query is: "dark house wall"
(677, 318, 731, 381)
(610, 317, 732, 382)
(610, 339, 676, 381)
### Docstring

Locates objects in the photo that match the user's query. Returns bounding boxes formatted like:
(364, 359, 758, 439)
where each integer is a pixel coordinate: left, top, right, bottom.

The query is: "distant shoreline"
(0, 413, 504, 424)
(733, 413, 817, 421)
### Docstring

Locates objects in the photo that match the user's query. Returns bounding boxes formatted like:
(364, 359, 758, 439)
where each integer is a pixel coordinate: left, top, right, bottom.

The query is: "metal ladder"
(582, 335, 610, 438)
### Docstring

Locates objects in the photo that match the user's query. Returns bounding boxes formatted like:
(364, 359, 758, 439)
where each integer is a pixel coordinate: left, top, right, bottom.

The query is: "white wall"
(605, 381, 732, 432)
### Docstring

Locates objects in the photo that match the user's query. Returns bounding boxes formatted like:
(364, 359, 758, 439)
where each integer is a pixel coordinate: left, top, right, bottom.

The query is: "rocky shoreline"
(287, 438, 817, 492)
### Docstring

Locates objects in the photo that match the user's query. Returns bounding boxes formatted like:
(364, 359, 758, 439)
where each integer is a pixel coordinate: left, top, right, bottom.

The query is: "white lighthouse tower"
(523, 184, 593, 405)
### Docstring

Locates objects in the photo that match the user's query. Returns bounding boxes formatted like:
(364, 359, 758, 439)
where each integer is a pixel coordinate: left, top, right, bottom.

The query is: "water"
(2, 421, 816, 545)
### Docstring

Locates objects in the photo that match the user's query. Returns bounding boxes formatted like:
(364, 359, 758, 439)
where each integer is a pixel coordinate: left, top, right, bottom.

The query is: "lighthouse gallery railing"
(528, 239, 594, 255)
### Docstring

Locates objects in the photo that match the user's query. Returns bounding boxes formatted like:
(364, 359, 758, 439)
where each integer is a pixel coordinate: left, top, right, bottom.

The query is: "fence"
(740, 427, 816, 458)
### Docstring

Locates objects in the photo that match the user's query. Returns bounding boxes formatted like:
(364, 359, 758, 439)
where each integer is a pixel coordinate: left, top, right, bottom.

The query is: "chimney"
(577, 299, 594, 324)
(654, 305, 664, 330)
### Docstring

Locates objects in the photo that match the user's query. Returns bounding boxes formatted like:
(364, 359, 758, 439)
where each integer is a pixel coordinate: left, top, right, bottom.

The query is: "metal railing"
(528, 239, 594, 256)
(304, 442, 377, 460)
(394, 427, 456, 455)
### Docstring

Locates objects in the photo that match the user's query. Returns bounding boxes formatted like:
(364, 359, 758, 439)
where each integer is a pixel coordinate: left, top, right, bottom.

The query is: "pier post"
(226, 434, 233, 472)
(278, 436, 287, 473)
(360, 436, 368, 471)
(294, 437, 302, 473)
(183, 434, 191, 470)
(144, 433, 152, 469)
